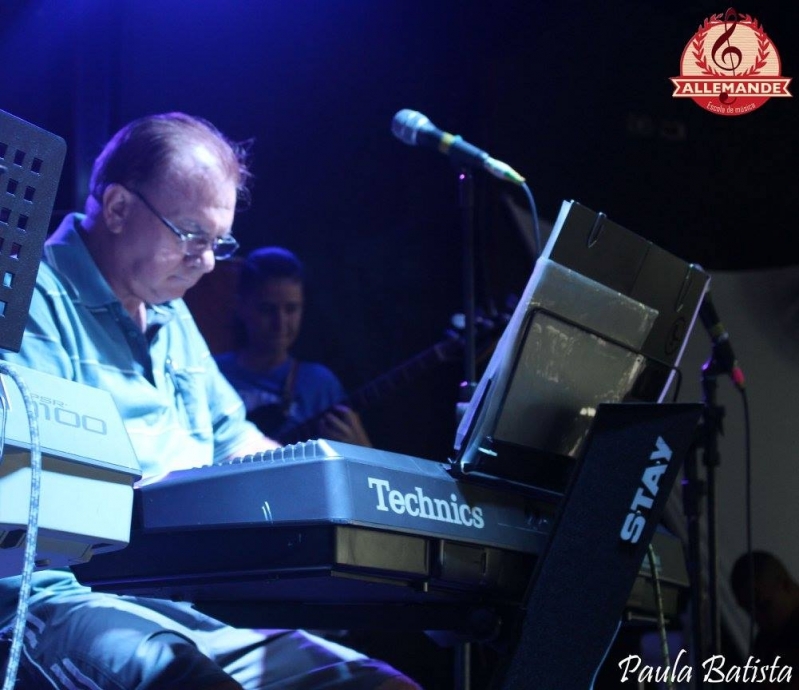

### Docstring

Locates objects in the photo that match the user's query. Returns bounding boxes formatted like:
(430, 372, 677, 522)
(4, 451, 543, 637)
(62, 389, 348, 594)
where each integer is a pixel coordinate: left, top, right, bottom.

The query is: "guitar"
(248, 312, 509, 445)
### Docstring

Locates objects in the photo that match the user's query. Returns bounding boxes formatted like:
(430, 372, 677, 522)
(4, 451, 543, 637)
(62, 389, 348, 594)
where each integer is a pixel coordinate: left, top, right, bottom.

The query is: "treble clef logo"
(711, 8, 742, 72)
(711, 8, 742, 103)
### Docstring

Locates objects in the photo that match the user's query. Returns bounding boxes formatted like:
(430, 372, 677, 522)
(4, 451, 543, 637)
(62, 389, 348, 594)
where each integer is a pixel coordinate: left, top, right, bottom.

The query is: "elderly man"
(0, 112, 418, 689)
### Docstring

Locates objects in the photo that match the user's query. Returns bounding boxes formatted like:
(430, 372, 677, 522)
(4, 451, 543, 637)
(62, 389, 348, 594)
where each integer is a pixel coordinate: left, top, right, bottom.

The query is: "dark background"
(2, 0, 797, 463)
(2, 2, 796, 687)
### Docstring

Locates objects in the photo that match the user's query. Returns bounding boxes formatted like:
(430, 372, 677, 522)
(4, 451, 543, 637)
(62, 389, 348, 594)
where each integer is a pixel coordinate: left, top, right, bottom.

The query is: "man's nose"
(198, 250, 216, 274)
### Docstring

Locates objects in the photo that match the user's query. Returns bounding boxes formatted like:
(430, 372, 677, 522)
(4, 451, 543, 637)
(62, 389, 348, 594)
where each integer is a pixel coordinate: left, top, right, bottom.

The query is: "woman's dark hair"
(237, 246, 305, 298)
(731, 550, 792, 596)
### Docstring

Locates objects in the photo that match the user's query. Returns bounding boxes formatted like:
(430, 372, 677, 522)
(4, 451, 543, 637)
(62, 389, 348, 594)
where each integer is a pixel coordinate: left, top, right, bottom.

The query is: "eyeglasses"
(129, 189, 240, 260)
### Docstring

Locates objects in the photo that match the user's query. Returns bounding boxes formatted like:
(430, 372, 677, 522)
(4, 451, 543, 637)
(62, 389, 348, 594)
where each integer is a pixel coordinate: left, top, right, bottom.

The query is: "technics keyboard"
(72, 440, 687, 632)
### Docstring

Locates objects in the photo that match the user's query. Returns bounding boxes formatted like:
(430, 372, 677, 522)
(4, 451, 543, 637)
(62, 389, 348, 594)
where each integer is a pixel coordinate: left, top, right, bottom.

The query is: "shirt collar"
(44, 213, 121, 309)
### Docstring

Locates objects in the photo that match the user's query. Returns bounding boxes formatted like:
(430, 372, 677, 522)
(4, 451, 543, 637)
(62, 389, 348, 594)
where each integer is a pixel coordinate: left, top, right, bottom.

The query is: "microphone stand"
(682, 431, 707, 690)
(457, 168, 478, 416)
(682, 348, 725, 688)
(700, 353, 725, 660)
(454, 167, 476, 690)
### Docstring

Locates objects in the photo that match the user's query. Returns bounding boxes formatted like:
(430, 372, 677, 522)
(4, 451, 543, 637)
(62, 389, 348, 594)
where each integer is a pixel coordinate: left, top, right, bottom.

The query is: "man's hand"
(318, 405, 372, 447)
(227, 432, 281, 461)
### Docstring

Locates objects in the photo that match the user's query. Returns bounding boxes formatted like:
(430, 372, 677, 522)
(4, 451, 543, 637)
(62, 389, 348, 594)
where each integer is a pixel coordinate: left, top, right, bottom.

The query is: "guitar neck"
(349, 340, 456, 410)
(276, 338, 459, 445)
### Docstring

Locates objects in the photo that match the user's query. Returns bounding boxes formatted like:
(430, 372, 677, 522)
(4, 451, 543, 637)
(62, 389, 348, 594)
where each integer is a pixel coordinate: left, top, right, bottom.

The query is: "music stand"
(0, 109, 66, 352)
(447, 200, 709, 687)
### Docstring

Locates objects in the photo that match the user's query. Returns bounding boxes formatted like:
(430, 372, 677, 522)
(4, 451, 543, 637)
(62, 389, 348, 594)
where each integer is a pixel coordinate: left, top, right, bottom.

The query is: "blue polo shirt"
(0, 212, 263, 626)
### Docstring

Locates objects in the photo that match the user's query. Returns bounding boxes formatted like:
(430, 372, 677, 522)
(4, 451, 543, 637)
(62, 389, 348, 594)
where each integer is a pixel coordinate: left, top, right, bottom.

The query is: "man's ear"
(102, 184, 131, 234)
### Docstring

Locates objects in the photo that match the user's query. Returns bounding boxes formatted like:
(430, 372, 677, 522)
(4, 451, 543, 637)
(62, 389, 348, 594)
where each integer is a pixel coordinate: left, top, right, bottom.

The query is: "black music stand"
(0, 109, 66, 352)
(493, 401, 701, 690)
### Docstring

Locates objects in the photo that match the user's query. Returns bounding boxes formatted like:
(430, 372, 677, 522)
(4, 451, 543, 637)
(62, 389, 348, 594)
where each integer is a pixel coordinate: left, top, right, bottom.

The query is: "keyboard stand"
(493, 402, 700, 689)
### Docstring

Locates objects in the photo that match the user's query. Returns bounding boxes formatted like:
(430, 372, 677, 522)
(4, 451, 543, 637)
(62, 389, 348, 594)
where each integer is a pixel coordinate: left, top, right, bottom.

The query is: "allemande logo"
(367, 477, 485, 529)
(670, 7, 792, 116)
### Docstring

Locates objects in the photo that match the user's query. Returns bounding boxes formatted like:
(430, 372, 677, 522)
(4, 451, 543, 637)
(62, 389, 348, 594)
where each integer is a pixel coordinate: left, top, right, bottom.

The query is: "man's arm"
(184, 305, 282, 462)
(225, 431, 281, 459)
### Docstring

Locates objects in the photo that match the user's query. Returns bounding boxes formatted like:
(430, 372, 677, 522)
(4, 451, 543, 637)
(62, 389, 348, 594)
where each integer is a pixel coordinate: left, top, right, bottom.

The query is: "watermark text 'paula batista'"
(619, 649, 793, 685)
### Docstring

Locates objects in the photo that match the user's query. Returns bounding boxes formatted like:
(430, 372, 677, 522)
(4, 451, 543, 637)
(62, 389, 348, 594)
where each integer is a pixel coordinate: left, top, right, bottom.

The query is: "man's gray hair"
(85, 112, 253, 217)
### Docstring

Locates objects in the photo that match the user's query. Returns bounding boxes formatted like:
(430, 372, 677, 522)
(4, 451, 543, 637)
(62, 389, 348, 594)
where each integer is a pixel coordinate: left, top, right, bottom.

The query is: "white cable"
(0, 362, 42, 690)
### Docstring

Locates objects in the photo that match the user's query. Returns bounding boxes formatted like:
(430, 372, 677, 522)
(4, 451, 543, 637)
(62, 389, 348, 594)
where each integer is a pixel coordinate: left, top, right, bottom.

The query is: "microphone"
(699, 292, 745, 390)
(391, 109, 525, 186)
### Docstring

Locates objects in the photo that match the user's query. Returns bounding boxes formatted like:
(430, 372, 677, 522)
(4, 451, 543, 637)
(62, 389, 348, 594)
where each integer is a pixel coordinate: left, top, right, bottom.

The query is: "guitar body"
(247, 404, 304, 441)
